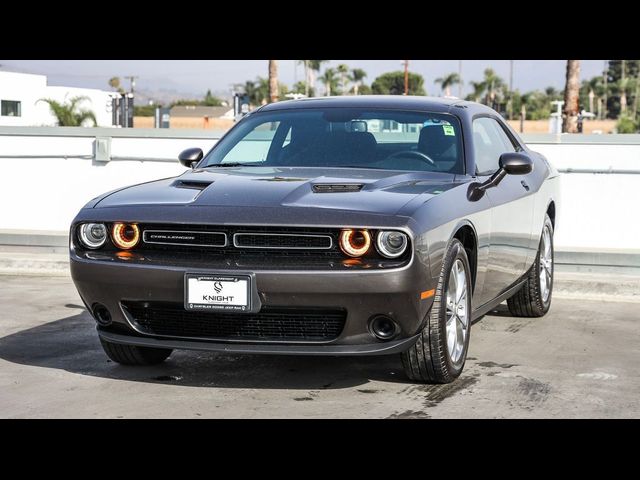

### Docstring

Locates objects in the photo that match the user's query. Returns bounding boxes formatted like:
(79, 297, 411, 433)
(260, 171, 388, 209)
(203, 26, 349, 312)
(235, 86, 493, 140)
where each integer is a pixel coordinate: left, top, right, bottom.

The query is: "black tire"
(401, 239, 472, 384)
(507, 214, 554, 317)
(99, 337, 172, 365)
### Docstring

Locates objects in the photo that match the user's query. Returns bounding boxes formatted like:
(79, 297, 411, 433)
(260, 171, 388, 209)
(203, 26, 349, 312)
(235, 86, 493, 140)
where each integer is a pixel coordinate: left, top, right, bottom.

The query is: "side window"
(472, 117, 516, 175)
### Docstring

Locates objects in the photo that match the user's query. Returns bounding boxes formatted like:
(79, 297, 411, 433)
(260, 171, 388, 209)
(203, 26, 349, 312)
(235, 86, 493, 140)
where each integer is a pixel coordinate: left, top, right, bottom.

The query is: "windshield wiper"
(205, 162, 265, 168)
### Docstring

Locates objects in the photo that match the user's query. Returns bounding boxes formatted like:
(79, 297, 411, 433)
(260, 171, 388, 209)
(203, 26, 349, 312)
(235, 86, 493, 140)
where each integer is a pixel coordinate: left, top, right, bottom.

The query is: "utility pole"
(125, 75, 138, 94)
(403, 60, 409, 95)
(509, 60, 513, 92)
(458, 60, 462, 97)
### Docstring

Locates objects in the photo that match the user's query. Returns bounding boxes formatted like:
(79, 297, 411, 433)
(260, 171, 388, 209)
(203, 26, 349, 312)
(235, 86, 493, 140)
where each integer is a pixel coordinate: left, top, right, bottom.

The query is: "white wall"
(0, 71, 112, 127)
(530, 141, 640, 252)
(0, 127, 638, 254)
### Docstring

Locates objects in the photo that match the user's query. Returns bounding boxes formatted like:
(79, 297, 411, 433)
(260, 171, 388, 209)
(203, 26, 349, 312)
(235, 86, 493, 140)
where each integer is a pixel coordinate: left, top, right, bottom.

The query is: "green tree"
(351, 68, 367, 95)
(133, 104, 157, 116)
(434, 72, 461, 97)
(337, 64, 351, 95)
(482, 68, 504, 108)
(203, 89, 223, 106)
(465, 81, 485, 102)
(357, 84, 372, 95)
(320, 68, 338, 96)
(616, 114, 638, 133)
(605, 60, 640, 118)
(37, 96, 97, 127)
(371, 71, 426, 96)
(108, 77, 124, 94)
(292, 81, 314, 97)
(308, 60, 328, 95)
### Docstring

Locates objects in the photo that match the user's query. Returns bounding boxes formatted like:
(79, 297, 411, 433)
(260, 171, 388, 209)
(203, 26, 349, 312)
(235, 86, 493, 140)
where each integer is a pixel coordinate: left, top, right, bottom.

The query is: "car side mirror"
(500, 152, 534, 176)
(178, 148, 203, 168)
(476, 152, 533, 192)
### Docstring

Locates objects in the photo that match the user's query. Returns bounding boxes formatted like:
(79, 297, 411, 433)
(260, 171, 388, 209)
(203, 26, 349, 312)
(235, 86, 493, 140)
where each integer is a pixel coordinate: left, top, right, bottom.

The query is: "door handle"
(521, 180, 530, 191)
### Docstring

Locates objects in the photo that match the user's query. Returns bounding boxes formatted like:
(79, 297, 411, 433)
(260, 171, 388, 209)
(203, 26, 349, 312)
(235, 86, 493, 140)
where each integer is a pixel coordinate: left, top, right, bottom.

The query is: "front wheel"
(401, 239, 472, 383)
(507, 214, 554, 317)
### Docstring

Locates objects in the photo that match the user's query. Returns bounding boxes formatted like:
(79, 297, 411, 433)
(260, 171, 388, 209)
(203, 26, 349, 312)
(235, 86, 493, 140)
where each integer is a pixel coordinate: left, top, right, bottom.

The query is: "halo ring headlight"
(78, 223, 107, 249)
(111, 223, 140, 250)
(376, 231, 408, 258)
(339, 229, 371, 257)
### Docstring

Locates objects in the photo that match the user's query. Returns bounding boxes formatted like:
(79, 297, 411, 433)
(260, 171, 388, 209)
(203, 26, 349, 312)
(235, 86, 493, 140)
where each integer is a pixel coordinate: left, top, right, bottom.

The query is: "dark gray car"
(70, 96, 559, 383)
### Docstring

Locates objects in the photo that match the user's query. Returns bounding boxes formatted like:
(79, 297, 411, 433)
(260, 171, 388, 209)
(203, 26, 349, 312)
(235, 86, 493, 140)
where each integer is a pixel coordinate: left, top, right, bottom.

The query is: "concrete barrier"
(0, 127, 638, 265)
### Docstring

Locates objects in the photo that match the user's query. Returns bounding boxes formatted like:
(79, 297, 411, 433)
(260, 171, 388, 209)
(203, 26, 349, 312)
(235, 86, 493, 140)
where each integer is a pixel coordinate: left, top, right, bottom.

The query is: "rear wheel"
(100, 337, 172, 365)
(401, 239, 472, 383)
(507, 214, 554, 317)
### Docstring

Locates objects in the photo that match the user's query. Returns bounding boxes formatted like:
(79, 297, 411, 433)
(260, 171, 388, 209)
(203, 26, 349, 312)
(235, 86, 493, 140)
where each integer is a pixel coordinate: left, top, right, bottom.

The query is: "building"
(0, 71, 113, 127)
(168, 105, 235, 130)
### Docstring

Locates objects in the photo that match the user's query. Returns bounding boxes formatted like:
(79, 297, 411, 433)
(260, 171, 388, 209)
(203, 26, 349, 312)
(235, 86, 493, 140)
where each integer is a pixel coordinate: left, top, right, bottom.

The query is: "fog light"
(93, 304, 112, 326)
(369, 315, 398, 341)
(78, 223, 107, 249)
(112, 223, 140, 250)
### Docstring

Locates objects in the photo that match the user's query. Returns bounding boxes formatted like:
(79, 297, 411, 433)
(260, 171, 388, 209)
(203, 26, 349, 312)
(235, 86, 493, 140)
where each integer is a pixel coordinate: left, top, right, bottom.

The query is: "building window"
(1, 100, 22, 117)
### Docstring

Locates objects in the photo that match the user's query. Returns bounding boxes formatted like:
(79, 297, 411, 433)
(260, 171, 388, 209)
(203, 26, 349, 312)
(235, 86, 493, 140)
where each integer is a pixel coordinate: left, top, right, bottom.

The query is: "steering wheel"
(386, 149, 436, 166)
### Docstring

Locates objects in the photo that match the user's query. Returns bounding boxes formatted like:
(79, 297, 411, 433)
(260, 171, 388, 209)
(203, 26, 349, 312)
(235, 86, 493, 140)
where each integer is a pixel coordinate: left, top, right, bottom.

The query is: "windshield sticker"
(442, 125, 455, 136)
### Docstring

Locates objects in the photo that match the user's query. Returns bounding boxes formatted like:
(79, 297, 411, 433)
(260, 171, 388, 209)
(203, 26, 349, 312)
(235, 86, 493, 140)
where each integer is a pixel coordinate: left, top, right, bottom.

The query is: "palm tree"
(37, 96, 97, 127)
(467, 81, 485, 102)
(298, 61, 310, 96)
(320, 68, 337, 96)
(482, 68, 504, 107)
(562, 60, 581, 133)
(108, 77, 124, 94)
(308, 60, 328, 95)
(434, 72, 461, 97)
(351, 68, 367, 95)
(337, 64, 350, 95)
(268, 60, 279, 103)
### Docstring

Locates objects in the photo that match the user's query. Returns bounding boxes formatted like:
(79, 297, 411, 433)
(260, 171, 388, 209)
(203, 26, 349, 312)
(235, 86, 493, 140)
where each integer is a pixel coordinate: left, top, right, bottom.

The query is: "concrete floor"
(0, 275, 638, 418)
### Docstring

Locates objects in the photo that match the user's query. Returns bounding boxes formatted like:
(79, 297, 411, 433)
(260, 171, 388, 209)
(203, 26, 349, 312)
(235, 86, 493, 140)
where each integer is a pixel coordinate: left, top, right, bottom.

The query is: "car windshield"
(202, 108, 464, 173)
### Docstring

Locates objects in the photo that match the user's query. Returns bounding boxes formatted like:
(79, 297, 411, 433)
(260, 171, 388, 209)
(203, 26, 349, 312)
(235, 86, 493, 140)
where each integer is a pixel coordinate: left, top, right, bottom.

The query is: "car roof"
(257, 95, 493, 117)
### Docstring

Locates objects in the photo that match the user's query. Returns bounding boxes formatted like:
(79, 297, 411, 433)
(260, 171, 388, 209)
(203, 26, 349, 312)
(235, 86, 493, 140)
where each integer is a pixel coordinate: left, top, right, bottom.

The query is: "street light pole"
(458, 60, 462, 97)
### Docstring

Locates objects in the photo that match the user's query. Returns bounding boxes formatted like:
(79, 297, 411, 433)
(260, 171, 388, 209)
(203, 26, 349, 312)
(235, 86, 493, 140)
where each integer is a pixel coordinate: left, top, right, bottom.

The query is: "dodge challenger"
(70, 96, 559, 383)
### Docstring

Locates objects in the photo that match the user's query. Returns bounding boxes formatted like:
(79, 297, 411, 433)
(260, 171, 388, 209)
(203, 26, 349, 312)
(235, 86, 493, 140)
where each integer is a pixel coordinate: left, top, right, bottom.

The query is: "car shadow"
(0, 309, 412, 390)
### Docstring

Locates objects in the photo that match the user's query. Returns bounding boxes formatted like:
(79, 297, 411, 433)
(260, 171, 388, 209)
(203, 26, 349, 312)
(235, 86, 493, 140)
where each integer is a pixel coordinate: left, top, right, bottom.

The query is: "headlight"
(111, 223, 140, 250)
(339, 229, 371, 257)
(78, 223, 107, 249)
(376, 231, 408, 258)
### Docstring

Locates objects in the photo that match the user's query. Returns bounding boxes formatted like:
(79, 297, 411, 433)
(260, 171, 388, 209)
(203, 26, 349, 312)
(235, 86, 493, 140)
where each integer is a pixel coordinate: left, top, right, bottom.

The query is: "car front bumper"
(70, 249, 435, 356)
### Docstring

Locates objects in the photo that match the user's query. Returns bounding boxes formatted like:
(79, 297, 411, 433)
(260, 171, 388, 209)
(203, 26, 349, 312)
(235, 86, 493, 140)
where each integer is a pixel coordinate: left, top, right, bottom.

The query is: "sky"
(0, 60, 607, 100)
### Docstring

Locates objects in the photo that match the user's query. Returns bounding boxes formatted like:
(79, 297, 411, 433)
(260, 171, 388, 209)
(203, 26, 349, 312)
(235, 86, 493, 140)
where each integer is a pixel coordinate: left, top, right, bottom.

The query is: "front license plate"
(185, 274, 251, 312)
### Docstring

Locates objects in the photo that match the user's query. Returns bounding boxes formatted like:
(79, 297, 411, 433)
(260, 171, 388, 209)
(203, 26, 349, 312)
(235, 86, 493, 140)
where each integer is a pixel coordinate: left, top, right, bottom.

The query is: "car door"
(472, 116, 535, 306)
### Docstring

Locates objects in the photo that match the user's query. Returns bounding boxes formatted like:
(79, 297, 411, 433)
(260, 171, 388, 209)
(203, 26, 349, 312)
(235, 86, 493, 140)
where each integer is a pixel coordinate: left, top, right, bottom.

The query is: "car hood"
(93, 167, 459, 215)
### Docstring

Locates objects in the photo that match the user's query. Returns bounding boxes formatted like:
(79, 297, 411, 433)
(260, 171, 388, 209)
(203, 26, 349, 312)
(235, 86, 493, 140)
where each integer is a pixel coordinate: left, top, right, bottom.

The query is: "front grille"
(233, 233, 332, 249)
(143, 230, 227, 247)
(138, 224, 342, 258)
(122, 301, 346, 342)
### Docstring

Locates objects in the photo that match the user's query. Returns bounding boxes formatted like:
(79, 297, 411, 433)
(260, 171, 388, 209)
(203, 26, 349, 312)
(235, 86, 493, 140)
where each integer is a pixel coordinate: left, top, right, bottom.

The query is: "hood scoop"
(173, 179, 214, 190)
(312, 183, 363, 193)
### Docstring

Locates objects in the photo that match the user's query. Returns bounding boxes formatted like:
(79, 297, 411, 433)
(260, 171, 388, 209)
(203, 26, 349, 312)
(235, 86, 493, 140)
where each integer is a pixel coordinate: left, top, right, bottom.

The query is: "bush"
(616, 115, 639, 133)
